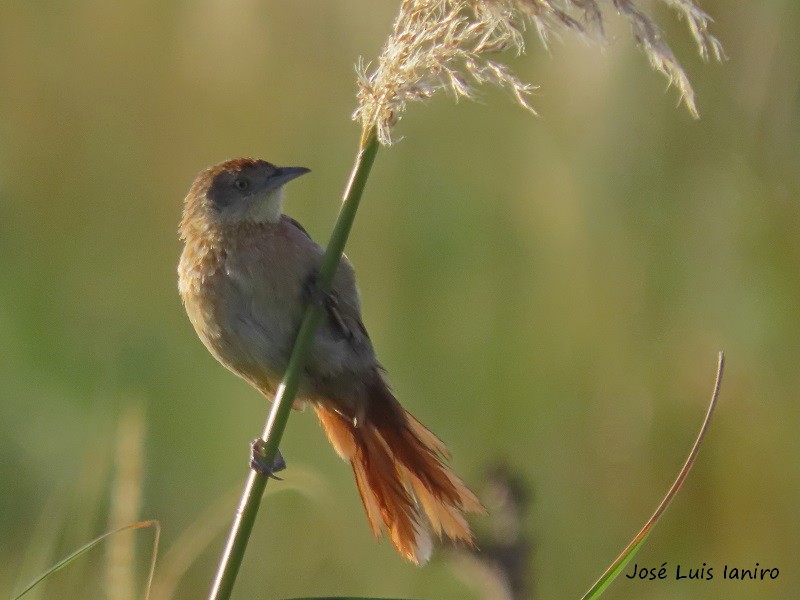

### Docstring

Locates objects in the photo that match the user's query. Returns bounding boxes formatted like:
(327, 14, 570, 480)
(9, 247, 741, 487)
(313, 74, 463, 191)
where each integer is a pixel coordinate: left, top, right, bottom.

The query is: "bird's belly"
(181, 264, 290, 397)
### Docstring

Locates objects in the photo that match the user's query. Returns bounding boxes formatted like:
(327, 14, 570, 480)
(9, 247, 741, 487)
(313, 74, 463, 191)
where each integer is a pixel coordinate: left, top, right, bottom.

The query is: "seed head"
(355, 0, 724, 144)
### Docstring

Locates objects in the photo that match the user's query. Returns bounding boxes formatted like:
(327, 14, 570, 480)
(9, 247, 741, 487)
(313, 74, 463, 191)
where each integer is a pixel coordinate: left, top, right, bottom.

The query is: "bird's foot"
(250, 439, 287, 479)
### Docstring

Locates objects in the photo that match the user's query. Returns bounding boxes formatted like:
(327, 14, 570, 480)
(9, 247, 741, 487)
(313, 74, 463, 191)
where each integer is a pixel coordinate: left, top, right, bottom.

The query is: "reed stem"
(208, 129, 379, 600)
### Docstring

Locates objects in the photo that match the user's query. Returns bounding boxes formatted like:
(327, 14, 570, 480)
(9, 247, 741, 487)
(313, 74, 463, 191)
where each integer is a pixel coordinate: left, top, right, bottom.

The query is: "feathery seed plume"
(355, 0, 724, 144)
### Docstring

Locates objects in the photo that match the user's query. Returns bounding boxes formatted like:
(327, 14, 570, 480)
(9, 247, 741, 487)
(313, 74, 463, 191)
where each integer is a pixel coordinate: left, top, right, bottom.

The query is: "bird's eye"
(234, 177, 250, 191)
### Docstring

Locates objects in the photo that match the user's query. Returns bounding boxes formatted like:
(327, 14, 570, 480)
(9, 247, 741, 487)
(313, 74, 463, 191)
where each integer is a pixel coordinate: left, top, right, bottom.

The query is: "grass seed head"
(355, 0, 724, 144)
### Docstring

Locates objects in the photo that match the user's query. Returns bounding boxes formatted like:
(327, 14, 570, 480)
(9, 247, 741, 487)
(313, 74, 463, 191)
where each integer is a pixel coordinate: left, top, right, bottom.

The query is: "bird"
(178, 157, 484, 564)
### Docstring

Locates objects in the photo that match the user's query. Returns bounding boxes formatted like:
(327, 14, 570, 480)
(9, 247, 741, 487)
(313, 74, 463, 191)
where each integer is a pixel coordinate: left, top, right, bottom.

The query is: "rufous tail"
(314, 379, 485, 565)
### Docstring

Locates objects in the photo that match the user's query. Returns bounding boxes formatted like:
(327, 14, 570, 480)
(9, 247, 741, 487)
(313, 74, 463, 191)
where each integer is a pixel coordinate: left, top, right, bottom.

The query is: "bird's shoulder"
(280, 214, 313, 241)
(220, 217, 319, 271)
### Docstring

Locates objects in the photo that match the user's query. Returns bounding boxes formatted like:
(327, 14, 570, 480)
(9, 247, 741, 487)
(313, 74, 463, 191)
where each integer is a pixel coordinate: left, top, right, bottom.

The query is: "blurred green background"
(1, 1, 798, 599)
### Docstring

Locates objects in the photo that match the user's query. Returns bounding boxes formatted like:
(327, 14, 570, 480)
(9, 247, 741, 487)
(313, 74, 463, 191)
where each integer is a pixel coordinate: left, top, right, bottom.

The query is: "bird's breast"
(178, 238, 230, 347)
(179, 222, 321, 394)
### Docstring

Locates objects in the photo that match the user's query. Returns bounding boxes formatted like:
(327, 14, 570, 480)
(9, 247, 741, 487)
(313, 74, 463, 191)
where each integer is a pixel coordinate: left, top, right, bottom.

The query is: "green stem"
(208, 129, 380, 600)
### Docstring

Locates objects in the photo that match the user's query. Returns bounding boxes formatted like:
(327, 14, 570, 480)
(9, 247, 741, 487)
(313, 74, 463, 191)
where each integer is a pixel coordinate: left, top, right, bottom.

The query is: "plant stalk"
(208, 129, 380, 600)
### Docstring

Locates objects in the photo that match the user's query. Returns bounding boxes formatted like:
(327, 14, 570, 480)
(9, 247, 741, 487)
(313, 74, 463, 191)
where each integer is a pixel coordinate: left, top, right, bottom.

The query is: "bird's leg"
(250, 439, 286, 479)
(302, 269, 350, 337)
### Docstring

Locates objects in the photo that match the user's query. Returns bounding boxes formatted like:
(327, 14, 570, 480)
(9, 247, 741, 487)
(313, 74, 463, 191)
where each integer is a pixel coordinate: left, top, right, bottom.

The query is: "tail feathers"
(314, 401, 485, 565)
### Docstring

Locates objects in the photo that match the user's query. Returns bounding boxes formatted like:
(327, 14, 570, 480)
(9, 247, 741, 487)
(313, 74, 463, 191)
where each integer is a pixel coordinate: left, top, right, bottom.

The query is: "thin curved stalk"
(581, 352, 725, 600)
(208, 129, 380, 600)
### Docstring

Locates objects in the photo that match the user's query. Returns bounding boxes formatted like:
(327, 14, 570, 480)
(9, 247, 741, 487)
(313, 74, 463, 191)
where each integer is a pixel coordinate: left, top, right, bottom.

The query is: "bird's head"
(181, 158, 310, 237)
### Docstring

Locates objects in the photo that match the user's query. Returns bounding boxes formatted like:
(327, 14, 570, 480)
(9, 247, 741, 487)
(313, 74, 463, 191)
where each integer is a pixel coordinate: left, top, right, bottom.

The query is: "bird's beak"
(267, 166, 311, 190)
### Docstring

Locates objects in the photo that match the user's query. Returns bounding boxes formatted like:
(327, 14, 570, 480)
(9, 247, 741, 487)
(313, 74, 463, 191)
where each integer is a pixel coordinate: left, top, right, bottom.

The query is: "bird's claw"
(250, 439, 286, 479)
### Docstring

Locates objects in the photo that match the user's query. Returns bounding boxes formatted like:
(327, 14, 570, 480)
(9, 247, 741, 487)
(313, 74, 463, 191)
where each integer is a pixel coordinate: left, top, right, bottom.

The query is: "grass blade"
(12, 520, 160, 600)
(581, 352, 725, 600)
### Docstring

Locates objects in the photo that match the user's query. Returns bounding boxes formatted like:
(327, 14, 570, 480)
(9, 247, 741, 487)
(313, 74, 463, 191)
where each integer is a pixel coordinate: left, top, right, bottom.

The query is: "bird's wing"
(280, 215, 371, 346)
(327, 259, 371, 344)
(277, 216, 377, 385)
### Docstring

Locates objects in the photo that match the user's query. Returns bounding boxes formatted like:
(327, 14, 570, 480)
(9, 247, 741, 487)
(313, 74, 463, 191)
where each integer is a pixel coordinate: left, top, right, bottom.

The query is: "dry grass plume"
(355, 0, 724, 144)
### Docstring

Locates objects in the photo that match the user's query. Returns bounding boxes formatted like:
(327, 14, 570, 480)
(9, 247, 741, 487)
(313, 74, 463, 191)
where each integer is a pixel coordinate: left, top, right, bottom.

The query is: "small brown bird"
(178, 158, 484, 563)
